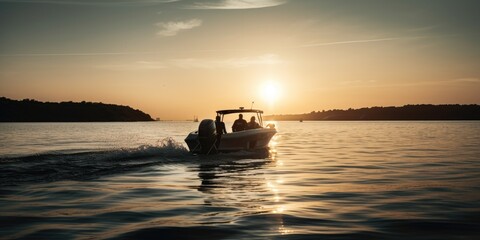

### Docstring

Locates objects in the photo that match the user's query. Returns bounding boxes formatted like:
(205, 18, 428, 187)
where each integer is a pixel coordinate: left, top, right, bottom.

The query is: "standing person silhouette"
(232, 114, 247, 132)
(215, 116, 227, 148)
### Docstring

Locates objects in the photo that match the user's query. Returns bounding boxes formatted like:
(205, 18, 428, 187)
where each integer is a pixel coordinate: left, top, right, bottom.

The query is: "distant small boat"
(193, 116, 199, 122)
(299, 119, 303, 122)
(185, 108, 277, 154)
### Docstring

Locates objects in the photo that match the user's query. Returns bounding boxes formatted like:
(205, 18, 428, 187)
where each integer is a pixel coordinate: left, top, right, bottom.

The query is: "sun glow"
(262, 82, 281, 104)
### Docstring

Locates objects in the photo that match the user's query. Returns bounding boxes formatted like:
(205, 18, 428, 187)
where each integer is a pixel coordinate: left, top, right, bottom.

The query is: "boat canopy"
(216, 108, 264, 126)
(216, 108, 264, 115)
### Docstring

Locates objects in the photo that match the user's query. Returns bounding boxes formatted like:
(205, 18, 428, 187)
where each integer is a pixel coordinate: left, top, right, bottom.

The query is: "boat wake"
(0, 138, 274, 186)
(0, 138, 193, 186)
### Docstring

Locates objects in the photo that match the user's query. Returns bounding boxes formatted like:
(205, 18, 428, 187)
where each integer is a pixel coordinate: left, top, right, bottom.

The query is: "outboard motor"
(198, 119, 217, 154)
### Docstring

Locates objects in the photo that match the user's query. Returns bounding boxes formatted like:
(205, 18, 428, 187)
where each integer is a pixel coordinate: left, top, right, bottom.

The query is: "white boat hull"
(185, 128, 276, 153)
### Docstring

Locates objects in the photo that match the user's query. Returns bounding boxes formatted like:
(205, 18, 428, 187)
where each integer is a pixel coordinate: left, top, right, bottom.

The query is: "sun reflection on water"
(191, 121, 298, 236)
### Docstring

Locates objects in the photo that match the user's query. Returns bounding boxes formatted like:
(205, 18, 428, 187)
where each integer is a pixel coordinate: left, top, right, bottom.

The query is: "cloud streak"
(339, 78, 480, 89)
(447, 78, 480, 84)
(170, 54, 283, 69)
(298, 36, 430, 48)
(185, 0, 286, 10)
(0, 0, 178, 6)
(0, 48, 250, 57)
(98, 54, 283, 71)
(156, 19, 203, 37)
(99, 61, 167, 71)
(0, 52, 156, 57)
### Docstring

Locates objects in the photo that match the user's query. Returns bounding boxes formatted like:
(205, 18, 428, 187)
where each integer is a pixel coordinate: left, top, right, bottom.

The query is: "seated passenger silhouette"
(246, 116, 261, 130)
(232, 114, 247, 132)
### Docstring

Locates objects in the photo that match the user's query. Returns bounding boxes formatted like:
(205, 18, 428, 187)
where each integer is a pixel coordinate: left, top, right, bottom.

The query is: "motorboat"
(185, 108, 277, 154)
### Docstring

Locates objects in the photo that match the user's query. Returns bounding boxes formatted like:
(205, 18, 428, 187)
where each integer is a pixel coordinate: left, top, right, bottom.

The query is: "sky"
(1, 0, 479, 120)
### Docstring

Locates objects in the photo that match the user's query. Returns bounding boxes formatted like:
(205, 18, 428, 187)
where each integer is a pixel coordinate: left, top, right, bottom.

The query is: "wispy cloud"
(308, 77, 480, 93)
(156, 19, 203, 37)
(0, 48, 249, 57)
(446, 78, 480, 84)
(185, 0, 286, 10)
(0, 0, 178, 6)
(336, 78, 480, 89)
(98, 54, 283, 71)
(397, 78, 480, 87)
(170, 54, 283, 69)
(340, 80, 377, 86)
(98, 61, 167, 71)
(298, 36, 429, 48)
(0, 51, 156, 57)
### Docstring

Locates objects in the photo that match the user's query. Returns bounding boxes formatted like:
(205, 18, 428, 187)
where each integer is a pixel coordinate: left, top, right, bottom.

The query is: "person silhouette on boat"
(232, 114, 247, 132)
(246, 116, 261, 130)
(215, 116, 227, 148)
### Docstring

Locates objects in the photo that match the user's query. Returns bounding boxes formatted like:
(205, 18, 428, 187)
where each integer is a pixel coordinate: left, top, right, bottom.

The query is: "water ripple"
(1, 121, 480, 239)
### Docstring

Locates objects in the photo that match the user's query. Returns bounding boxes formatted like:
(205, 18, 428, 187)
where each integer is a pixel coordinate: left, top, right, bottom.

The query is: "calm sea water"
(1, 121, 480, 239)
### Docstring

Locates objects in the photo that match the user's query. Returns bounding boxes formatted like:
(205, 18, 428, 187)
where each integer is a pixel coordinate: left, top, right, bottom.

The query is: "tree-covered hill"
(0, 97, 154, 122)
(264, 104, 480, 121)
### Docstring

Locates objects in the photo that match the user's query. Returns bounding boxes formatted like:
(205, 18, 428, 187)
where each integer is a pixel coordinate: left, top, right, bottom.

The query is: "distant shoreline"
(264, 104, 480, 121)
(2, 97, 479, 122)
(0, 97, 154, 122)
(266, 119, 480, 122)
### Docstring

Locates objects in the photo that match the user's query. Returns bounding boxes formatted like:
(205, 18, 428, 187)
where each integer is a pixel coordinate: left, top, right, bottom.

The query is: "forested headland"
(0, 97, 154, 122)
(264, 104, 480, 121)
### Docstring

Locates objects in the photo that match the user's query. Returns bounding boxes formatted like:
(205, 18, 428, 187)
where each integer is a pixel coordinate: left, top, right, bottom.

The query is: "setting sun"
(262, 82, 281, 104)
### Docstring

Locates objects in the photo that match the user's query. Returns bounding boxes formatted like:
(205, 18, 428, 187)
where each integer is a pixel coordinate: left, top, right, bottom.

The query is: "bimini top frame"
(216, 108, 264, 127)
